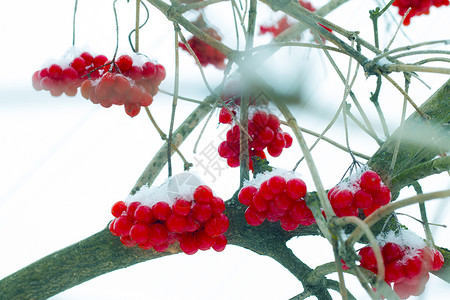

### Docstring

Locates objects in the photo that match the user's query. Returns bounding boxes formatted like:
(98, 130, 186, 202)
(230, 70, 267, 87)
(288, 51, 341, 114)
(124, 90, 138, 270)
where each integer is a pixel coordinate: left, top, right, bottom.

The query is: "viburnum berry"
(239, 170, 314, 230)
(358, 229, 445, 299)
(328, 168, 391, 217)
(179, 24, 227, 69)
(218, 106, 293, 169)
(393, 0, 450, 25)
(108, 173, 229, 254)
(111, 201, 127, 218)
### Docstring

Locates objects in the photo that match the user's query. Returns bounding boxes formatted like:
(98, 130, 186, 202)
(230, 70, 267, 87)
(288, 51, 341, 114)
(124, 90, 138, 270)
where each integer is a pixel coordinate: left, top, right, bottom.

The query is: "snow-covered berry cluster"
(327, 169, 391, 218)
(238, 170, 315, 230)
(357, 230, 444, 299)
(80, 54, 166, 117)
(179, 27, 227, 69)
(393, 0, 449, 25)
(109, 173, 229, 255)
(32, 50, 108, 97)
(218, 107, 293, 169)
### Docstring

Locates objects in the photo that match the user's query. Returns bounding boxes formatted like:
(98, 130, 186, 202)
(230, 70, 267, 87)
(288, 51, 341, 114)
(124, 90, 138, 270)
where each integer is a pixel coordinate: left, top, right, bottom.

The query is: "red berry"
(290, 200, 313, 221)
(166, 214, 188, 233)
(129, 224, 150, 244)
(71, 57, 86, 72)
(283, 132, 293, 148)
(125, 65, 143, 81)
(363, 204, 381, 217)
(111, 201, 127, 218)
(179, 234, 199, 255)
(204, 214, 229, 237)
(251, 193, 270, 212)
(196, 230, 215, 250)
(245, 207, 266, 226)
(114, 215, 134, 236)
(112, 74, 131, 95)
(93, 55, 108, 68)
(210, 196, 226, 214)
(382, 242, 404, 263)
(80, 80, 92, 99)
(274, 193, 293, 211)
(142, 61, 156, 79)
(62, 67, 78, 81)
(193, 185, 213, 204)
(360, 170, 381, 193)
(385, 260, 406, 284)
(109, 219, 120, 236)
(48, 64, 62, 79)
(354, 190, 373, 209)
(280, 215, 299, 231)
(152, 201, 172, 221)
(116, 55, 133, 72)
(286, 178, 307, 200)
(238, 186, 257, 206)
(359, 246, 377, 270)
(192, 204, 212, 222)
(134, 205, 154, 224)
(127, 201, 141, 217)
(185, 215, 201, 232)
(332, 189, 354, 209)
(267, 114, 281, 131)
(373, 185, 391, 206)
(259, 181, 275, 201)
(120, 235, 136, 247)
(268, 176, 287, 194)
(172, 198, 192, 216)
(80, 52, 94, 66)
(32, 71, 42, 90)
(219, 107, 233, 124)
(212, 234, 227, 252)
(148, 223, 168, 245)
(252, 110, 269, 128)
(430, 248, 444, 271)
(155, 64, 166, 82)
(124, 103, 141, 117)
(153, 242, 170, 252)
(138, 238, 154, 250)
(403, 255, 427, 280)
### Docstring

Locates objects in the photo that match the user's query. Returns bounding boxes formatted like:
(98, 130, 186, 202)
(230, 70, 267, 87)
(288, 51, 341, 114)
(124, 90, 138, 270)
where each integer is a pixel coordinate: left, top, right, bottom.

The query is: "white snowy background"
(0, 0, 449, 299)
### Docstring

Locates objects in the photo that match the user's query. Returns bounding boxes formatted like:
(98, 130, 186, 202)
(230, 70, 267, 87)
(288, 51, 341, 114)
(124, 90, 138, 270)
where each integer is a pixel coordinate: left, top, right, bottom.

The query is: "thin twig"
(347, 189, 450, 245)
(382, 74, 426, 118)
(385, 7, 411, 51)
(144, 107, 192, 170)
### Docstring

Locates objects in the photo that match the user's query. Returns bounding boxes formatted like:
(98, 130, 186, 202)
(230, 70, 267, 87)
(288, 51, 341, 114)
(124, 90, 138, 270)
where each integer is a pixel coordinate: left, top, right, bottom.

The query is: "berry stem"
(167, 25, 181, 177)
(72, 0, 78, 46)
(112, 0, 120, 62)
(144, 107, 192, 170)
(135, 0, 141, 53)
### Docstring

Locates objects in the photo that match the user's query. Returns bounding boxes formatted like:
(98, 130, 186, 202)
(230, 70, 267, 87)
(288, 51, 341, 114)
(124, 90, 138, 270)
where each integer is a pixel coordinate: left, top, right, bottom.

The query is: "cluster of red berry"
(32, 51, 108, 97)
(32, 50, 166, 117)
(259, 0, 332, 38)
(393, 0, 449, 25)
(358, 241, 444, 299)
(327, 169, 391, 218)
(80, 54, 166, 117)
(179, 27, 227, 70)
(109, 185, 229, 255)
(239, 172, 314, 230)
(218, 108, 293, 168)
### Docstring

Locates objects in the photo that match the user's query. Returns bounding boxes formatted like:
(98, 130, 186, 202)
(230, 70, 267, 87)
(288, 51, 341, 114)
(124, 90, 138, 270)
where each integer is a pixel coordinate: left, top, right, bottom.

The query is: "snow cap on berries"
(125, 171, 205, 207)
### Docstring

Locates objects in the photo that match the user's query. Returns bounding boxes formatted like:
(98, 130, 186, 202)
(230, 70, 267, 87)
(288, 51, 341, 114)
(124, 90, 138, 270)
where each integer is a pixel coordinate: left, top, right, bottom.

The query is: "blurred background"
(0, 0, 449, 299)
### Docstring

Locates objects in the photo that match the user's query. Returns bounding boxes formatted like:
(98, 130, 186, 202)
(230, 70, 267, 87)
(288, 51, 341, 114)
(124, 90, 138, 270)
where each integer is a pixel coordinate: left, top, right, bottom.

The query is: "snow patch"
(243, 168, 302, 189)
(125, 171, 205, 207)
